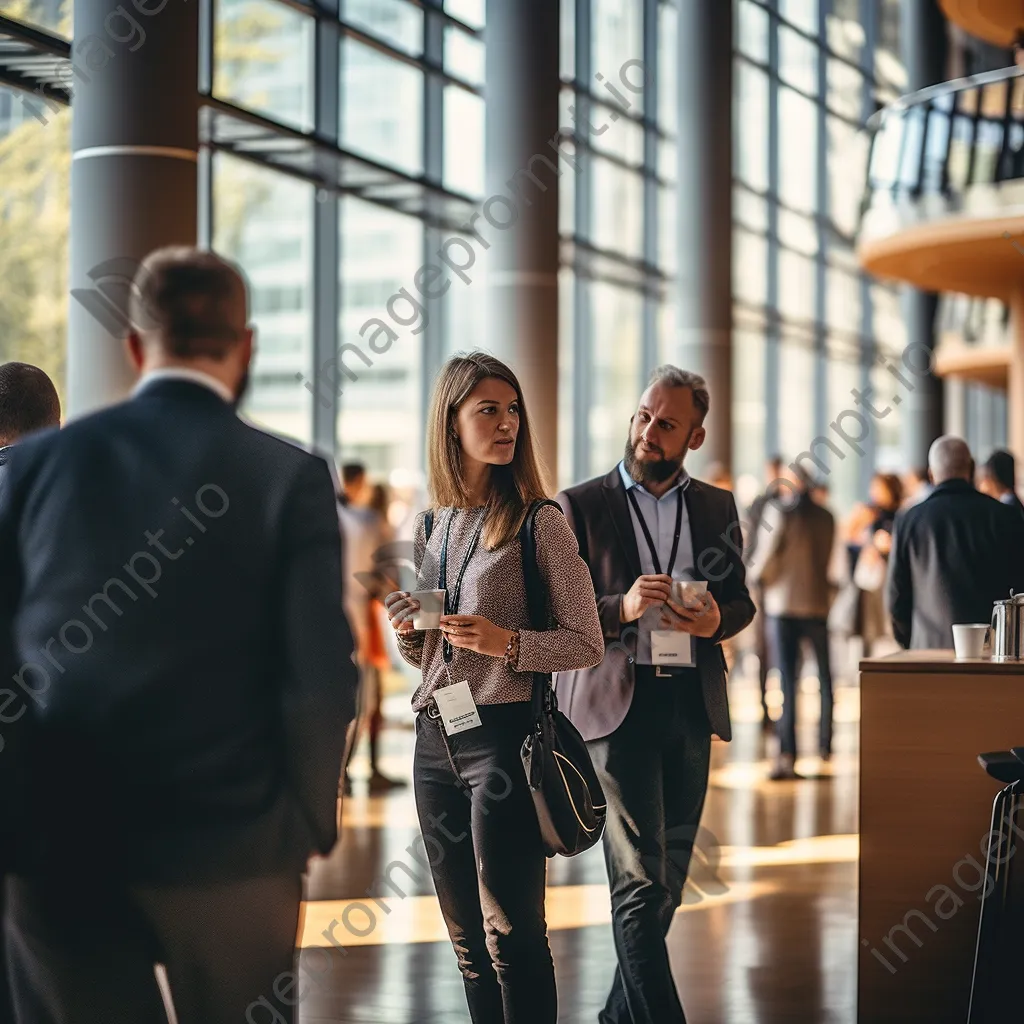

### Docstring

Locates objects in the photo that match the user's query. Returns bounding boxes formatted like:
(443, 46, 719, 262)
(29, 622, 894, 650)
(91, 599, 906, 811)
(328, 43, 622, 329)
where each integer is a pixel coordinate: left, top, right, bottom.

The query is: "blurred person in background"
(748, 465, 836, 780)
(0, 362, 61, 1024)
(0, 248, 357, 1023)
(888, 436, 1024, 649)
(0, 363, 61, 473)
(977, 449, 1024, 519)
(901, 465, 932, 509)
(363, 483, 406, 792)
(338, 464, 405, 793)
(831, 472, 902, 657)
(744, 455, 784, 731)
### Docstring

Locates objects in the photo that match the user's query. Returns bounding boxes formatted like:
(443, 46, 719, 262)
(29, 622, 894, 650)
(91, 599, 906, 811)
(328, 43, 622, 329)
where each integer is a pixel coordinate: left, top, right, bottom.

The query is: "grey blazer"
(553, 468, 756, 742)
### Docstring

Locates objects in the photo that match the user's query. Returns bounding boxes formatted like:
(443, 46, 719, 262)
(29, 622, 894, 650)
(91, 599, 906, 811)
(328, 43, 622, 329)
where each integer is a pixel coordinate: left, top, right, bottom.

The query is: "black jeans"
(772, 615, 834, 758)
(587, 671, 713, 1024)
(413, 700, 555, 1024)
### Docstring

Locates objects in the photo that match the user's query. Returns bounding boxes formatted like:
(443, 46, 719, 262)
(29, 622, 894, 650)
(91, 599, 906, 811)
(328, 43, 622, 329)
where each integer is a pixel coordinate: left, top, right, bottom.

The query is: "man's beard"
(623, 434, 689, 487)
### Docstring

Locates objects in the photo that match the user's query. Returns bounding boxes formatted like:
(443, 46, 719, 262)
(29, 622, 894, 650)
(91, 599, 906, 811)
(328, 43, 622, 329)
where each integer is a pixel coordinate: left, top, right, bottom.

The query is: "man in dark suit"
(0, 363, 61, 473)
(555, 366, 755, 1024)
(887, 435, 1024, 650)
(977, 448, 1024, 519)
(0, 248, 358, 1023)
(0, 362, 61, 1024)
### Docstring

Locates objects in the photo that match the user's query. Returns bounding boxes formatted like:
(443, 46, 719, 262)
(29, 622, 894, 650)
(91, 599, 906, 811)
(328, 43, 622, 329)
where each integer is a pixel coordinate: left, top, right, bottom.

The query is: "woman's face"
(454, 377, 520, 471)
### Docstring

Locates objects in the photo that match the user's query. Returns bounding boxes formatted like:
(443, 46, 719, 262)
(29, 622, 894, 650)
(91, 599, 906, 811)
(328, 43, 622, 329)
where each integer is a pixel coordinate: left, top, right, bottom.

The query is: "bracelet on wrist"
(503, 630, 520, 666)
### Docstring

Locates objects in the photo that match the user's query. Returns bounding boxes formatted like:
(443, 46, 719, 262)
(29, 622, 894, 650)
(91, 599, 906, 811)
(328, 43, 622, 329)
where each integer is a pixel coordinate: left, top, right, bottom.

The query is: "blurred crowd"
(711, 445, 1024, 778)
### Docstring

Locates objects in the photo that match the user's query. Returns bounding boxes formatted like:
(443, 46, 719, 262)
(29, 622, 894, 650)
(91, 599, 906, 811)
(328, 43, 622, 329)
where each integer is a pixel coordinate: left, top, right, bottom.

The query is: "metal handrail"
(861, 61, 1024, 206)
(867, 64, 1024, 130)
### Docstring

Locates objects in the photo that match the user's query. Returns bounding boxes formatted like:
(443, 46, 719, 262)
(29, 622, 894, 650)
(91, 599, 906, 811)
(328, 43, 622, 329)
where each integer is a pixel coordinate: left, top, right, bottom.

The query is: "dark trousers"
(414, 700, 555, 1024)
(0, 880, 11, 1024)
(6, 872, 302, 1024)
(772, 615, 834, 758)
(587, 671, 712, 1024)
(752, 586, 771, 721)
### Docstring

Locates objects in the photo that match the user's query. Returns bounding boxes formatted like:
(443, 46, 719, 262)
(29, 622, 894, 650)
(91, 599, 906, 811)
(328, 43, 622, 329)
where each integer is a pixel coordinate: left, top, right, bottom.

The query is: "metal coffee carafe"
(990, 592, 1024, 661)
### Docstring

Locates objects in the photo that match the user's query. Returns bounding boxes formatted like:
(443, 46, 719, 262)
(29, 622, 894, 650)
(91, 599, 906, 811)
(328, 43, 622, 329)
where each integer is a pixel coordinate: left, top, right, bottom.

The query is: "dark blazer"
(0, 379, 358, 883)
(554, 468, 756, 742)
(886, 478, 1024, 650)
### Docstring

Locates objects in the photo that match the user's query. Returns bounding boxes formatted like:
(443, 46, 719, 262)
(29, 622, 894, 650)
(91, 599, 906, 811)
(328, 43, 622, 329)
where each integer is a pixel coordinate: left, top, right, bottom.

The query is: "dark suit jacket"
(886, 478, 1024, 650)
(553, 468, 756, 742)
(0, 379, 358, 883)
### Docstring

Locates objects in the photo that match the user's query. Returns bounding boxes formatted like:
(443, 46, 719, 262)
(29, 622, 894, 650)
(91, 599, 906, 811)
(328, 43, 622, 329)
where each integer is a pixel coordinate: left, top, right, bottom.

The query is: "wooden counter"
(859, 650, 1024, 1023)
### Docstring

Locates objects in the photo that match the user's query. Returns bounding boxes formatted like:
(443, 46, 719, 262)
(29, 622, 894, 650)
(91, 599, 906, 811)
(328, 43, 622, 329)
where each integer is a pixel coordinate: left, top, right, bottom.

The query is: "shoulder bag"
(517, 499, 607, 858)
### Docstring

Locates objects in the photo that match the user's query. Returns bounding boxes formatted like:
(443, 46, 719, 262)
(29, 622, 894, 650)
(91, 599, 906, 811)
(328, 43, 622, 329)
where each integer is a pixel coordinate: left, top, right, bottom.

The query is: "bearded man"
(554, 365, 755, 1024)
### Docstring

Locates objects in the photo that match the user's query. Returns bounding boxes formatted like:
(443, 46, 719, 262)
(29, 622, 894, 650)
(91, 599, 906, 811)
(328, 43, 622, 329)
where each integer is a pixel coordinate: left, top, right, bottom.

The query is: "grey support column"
(900, 0, 947, 466)
(675, 0, 732, 473)
(484, 0, 560, 485)
(68, 0, 199, 417)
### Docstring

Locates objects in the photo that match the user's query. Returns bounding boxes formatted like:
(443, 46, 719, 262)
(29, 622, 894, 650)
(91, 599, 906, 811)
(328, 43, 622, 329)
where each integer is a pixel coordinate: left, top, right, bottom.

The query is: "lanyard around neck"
(626, 485, 684, 578)
(438, 508, 485, 663)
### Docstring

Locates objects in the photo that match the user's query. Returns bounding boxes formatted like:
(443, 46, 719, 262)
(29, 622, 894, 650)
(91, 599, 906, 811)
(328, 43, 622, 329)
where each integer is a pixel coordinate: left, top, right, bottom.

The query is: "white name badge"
(651, 629, 694, 667)
(434, 679, 482, 735)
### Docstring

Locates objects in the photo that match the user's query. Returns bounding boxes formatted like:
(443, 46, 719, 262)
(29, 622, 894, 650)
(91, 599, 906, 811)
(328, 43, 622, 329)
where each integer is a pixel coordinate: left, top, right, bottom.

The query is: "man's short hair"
(129, 247, 248, 360)
(928, 435, 973, 484)
(341, 462, 367, 486)
(0, 362, 61, 444)
(983, 449, 1016, 491)
(646, 365, 710, 423)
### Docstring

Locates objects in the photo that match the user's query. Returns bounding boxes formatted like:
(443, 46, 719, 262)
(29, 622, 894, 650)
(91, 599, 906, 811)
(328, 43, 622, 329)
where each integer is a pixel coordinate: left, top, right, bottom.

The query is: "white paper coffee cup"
(672, 579, 708, 609)
(411, 589, 446, 630)
(952, 623, 989, 660)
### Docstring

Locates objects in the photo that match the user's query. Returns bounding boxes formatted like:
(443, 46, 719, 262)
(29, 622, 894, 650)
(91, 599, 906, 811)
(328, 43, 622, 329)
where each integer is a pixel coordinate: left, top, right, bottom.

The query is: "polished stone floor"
(299, 659, 860, 1023)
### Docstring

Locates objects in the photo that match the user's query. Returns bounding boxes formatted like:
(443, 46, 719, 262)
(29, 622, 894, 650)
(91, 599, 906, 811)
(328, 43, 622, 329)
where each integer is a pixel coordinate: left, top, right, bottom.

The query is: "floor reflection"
(301, 669, 859, 1023)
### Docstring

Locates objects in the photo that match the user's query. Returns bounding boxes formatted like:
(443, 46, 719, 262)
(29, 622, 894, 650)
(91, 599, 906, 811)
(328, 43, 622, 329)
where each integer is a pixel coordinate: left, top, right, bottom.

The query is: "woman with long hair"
(384, 352, 603, 1023)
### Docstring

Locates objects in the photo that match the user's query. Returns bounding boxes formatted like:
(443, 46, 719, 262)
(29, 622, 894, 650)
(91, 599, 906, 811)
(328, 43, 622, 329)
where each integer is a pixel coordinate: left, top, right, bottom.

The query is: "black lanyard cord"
(626, 486, 684, 578)
(438, 508, 485, 664)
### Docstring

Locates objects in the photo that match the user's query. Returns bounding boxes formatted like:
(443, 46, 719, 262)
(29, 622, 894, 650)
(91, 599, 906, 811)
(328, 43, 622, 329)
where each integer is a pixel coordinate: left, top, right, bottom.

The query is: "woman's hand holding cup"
(384, 591, 421, 634)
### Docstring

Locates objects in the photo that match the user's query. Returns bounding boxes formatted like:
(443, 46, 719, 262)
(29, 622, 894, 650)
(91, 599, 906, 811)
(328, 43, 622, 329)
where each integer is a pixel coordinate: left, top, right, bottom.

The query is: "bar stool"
(967, 749, 1024, 1022)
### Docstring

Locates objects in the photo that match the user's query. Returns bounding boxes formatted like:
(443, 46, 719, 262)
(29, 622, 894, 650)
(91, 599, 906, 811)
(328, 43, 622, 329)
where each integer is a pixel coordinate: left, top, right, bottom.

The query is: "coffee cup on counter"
(952, 623, 990, 660)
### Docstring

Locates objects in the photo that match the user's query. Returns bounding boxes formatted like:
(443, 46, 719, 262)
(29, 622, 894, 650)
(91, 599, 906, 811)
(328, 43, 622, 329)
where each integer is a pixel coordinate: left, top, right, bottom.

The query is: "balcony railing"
(864, 64, 1024, 205)
(937, 293, 1011, 347)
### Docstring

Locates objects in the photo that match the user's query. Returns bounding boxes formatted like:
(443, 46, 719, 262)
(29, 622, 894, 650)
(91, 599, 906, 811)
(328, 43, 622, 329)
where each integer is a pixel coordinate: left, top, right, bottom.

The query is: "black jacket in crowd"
(886, 478, 1024, 650)
(0, 379, 358, 883)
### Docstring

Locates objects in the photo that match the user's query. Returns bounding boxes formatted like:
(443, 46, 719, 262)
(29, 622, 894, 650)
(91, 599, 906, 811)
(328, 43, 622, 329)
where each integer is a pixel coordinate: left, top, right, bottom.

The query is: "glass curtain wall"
(0, 1, 71, 403)
(733, 0, 907, 514)
(561, 0, 675, 487)
(206, 0, 484, 496)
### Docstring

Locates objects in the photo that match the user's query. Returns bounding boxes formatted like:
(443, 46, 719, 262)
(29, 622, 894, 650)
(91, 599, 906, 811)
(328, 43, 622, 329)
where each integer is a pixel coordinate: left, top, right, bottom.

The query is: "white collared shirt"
(618, 460, 695, 665)
(132, 367, 234, 405)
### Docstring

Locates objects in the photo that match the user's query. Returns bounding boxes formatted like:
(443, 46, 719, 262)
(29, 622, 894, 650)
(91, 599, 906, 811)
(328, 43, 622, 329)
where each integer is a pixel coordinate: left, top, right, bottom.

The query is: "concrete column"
(484, 0, 560, 486)
(67, 0, 199, 417)
(899, 0, 947, 466)
(675, 0, 732, 473)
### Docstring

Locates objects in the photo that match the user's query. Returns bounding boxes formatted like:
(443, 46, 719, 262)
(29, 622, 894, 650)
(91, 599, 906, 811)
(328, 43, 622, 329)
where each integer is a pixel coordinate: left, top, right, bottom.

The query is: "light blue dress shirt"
(617, 460, 695, 664)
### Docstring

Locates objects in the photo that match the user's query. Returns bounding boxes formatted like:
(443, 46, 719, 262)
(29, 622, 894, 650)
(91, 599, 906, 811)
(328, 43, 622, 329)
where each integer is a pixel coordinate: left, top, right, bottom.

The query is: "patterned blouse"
(396, 503, 604, 710)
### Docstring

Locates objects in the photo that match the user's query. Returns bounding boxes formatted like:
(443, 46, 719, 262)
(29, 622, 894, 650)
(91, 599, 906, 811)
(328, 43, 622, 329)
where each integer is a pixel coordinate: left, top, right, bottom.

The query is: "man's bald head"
(129, 247, 249, 360)
(928, 435, 974, 485)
